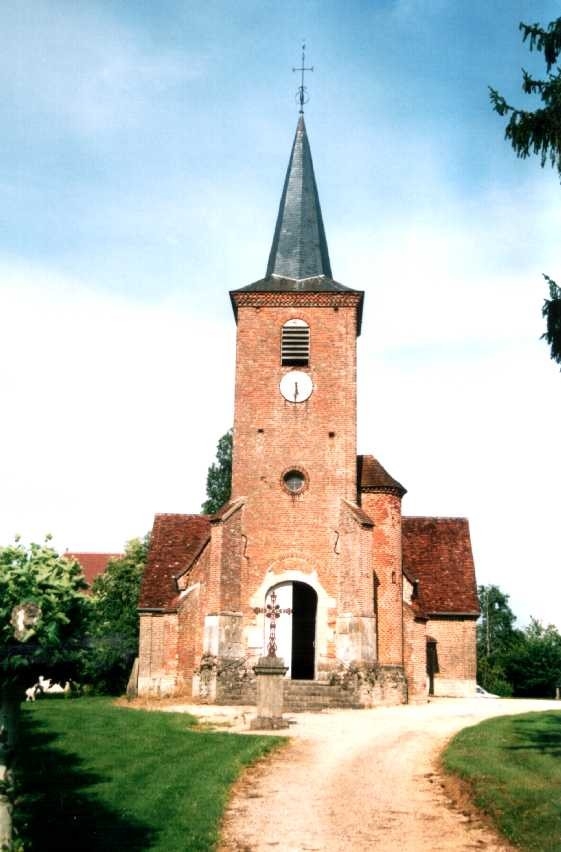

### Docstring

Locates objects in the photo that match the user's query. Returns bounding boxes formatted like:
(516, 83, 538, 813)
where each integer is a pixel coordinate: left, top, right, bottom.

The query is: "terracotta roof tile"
(64, 552, 122, 587)
(139, 514, 210, 611)
(402, 517, 479, 616)
(357, 455, 406, 497)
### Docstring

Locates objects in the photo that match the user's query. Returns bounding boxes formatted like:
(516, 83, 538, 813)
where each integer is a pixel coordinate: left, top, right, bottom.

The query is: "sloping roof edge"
(358, 455, 407, 497)
(138, 513, 211, 611)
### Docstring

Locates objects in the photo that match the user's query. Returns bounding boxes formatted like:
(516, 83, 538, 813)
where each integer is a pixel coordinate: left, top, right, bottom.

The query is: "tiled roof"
(138, 514, 210, 611)
(65, 552, 122, 587)
(358, 455, 407, 497)
(402, 517, 479, 616)
(234, 274, 356, 294)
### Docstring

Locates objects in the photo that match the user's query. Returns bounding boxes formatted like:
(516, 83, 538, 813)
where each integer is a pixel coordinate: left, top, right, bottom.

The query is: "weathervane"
(293, 42, 313, 113)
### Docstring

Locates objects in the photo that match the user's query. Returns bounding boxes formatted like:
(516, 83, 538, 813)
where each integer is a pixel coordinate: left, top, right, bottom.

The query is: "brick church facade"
(137, 114, 479, 706)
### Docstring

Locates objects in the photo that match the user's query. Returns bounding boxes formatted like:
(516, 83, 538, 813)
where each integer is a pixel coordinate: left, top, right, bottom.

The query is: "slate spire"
(266, 115, 332, 280)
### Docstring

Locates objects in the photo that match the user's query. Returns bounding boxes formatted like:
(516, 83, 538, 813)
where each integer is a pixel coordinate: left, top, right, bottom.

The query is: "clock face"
(279, 370, 313, 403)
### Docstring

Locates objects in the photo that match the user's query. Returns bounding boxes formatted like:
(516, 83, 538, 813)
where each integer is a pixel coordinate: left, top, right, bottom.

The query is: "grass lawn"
(442, 710, 561, 851)
(15, 697, 284, 851)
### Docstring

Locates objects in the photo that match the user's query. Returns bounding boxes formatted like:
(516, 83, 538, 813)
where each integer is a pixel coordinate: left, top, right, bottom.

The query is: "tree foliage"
(83, 536, 148, 694)
(477, 584, 561, 697)
(490, 16, 561, 369)
(202, 429, 232, 514)
(0, 536, 89, 679)
(477, 585, 517, 658)
(476, 584, 519, 696)
(542, 274, 561, 365)
(489, 18, 561, 177)
(0, 537, 91, 846)
(504, 618, 561, 698)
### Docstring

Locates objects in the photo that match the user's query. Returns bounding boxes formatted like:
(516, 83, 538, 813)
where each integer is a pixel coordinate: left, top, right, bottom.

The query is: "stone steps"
(283, 680, 360, 712)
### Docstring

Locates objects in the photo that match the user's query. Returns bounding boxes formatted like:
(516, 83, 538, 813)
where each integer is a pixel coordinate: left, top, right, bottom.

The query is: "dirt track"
(216, 697, 560, 851)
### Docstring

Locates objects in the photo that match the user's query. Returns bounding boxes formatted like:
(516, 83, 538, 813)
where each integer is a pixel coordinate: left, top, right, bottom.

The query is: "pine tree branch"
(520, 19, 561, 72)
(541, 274, 561, 367)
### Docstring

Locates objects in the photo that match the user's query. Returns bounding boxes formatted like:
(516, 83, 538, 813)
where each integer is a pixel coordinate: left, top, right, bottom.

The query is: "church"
(137, 109, 479, 707)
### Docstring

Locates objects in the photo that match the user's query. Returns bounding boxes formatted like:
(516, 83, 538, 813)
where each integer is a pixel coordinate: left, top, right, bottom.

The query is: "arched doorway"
(265, 581, 317, 679)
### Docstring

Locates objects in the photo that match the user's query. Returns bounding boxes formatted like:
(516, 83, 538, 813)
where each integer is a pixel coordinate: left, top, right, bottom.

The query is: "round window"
(283, 469, 306, 494)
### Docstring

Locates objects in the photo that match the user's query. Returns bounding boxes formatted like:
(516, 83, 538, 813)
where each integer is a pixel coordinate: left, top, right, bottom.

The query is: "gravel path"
(213, 697, 560, 851)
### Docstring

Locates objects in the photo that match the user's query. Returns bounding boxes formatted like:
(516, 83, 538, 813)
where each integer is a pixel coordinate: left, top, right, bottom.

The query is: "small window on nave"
(281, 319, 310, 366)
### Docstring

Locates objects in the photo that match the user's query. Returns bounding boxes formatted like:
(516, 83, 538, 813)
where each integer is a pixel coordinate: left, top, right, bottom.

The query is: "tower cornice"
(230, 287, 364, 334)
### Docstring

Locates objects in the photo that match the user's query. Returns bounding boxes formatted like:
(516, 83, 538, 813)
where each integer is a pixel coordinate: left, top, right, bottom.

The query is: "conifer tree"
(202, 429, 232, 514)
(490, 17, 561, 368)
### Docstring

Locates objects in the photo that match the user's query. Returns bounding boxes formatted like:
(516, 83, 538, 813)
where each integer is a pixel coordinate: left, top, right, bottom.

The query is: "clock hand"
(294, 381, 299, 402)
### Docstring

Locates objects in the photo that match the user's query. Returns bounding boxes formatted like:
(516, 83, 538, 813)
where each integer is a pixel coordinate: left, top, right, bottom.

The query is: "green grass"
(15, 697, 284, 851)
(442, 711, 561, 851)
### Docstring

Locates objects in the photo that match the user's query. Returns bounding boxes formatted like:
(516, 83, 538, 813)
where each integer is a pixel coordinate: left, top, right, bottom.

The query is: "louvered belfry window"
(281, 319, 310, 366)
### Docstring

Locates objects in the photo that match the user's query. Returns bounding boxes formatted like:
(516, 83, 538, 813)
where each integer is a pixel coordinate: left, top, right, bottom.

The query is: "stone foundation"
(327, 663, 407, 707)
(193, 656, 407, 708)
(193, 655, 258, 704)
(335, 615, 376, 665)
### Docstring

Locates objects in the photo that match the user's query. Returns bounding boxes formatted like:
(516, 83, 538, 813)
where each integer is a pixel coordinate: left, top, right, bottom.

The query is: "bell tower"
(229, 114, 371, 678)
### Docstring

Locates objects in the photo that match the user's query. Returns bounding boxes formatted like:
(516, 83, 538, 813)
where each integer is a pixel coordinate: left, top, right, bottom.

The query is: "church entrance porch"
(266, 582, 317, 680)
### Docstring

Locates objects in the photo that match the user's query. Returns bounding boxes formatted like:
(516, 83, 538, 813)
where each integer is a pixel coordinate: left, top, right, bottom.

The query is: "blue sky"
(1, 1, 560, 629)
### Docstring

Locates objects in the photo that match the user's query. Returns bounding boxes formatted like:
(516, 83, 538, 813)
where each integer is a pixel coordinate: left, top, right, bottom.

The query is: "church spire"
(265, 114, 332, 281)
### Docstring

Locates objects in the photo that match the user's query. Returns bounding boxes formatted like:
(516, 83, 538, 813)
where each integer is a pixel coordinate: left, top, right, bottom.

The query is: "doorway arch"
(266, 581, 317, 680)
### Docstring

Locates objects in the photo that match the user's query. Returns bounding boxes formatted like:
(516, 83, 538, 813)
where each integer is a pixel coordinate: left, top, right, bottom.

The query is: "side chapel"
(137, 111, 479, 707)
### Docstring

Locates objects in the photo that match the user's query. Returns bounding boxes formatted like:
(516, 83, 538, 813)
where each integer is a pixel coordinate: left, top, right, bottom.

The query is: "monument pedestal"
(250, 656, 289, 730)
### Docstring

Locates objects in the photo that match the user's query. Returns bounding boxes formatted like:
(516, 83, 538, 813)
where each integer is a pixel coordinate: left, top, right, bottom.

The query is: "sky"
(1, 0, 560, 630)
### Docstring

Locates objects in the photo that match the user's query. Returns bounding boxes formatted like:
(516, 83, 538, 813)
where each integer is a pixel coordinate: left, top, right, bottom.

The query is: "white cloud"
(0, 261, 234, 552)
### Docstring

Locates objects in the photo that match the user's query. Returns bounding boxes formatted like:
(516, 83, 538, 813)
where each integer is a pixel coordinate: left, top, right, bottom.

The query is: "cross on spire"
(293, 42, 313, 113)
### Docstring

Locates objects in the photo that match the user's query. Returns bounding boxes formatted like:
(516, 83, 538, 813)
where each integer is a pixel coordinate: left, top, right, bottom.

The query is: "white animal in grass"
(25, 684, 41, 702)
(25, 676, 72, 701)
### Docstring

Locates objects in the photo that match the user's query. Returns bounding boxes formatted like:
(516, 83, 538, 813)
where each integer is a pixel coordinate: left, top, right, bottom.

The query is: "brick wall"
(176, 546, 211, 695)
(137, 612, 179, 696)
(402, 605, 428, 701)
(232, 303, 357, 557)
(207, 501, 244, 614)
(337, 501, 374, 615)
(426, 616, 477, 696)
(361, 492, 404, 665)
